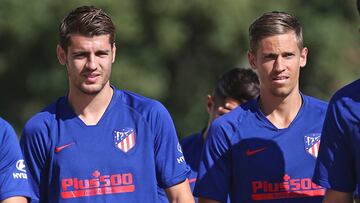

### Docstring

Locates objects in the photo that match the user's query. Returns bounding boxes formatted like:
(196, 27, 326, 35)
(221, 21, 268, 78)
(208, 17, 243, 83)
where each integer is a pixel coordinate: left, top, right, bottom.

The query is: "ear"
(112, 43, 116, 63)
(247, 51, 257, 70)
(56, 45, 67, 65)
(299, 47, 308, 68)
(206, 94, 214, 115)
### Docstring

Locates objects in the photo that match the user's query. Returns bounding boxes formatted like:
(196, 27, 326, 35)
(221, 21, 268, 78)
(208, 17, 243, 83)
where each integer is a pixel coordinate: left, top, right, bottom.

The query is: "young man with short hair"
(194, 11, 328, 203)
(20, 5, 193, 203)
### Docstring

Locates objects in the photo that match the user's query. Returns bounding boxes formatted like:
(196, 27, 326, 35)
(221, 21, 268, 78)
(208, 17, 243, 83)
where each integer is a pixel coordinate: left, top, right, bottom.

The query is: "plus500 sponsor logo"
(251, 174, 325, 200)
(61, 171, 135, 199)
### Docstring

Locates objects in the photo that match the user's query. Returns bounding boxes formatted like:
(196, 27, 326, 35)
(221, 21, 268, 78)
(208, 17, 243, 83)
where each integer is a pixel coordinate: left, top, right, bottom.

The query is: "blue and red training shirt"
(21, 87, 189, 203)
(194, 95, 327, 203)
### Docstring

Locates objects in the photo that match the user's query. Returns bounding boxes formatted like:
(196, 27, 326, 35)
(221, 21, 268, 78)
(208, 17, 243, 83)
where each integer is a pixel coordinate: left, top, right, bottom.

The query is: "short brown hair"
(249, 11, 303, 52)
(59, 5, 116, 50)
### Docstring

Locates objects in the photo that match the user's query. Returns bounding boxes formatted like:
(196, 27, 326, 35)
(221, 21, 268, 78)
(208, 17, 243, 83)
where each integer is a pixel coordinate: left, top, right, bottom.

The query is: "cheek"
(66, 63, 82, 78)
(256, 66, 271, 78)
(100, 58, 112, 67)
(258, 60, 273, 71)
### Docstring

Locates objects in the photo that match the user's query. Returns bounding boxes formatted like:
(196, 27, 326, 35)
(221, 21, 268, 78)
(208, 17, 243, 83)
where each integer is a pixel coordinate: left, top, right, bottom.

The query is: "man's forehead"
(67, 34, 113, 48)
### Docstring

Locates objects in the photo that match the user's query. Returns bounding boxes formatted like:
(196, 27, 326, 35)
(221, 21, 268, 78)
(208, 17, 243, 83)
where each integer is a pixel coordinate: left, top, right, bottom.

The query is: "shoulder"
(212, 98, 257, 130)
(302, 94, 328, 113)
(205, 99, 257, 146)
(116, 89, 171, 123)
(330, 79, 360, 107)
(333, 79, 360, 98)
(115, 89, 175, 134)
(22, 98, 62, 139)
(325, 79, 360, 122)
(0, 117, 17, 143)
(119, 89, 167, 114)
(0, 117, 14, 133)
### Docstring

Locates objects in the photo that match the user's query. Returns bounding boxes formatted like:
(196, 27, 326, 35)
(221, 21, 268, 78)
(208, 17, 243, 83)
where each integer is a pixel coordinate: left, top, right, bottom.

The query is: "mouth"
(272, 75, 289, 83)
(84, 73, 100, 83)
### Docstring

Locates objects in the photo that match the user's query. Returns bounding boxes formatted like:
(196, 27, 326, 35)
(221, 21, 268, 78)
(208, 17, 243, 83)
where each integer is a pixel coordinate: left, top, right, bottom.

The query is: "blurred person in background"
(158, 67, 259, 202)
(181, 67, 259, 202)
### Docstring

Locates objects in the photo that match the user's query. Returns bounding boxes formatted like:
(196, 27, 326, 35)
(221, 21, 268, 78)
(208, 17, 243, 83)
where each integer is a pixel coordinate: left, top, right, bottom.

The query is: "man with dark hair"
(0, 117, 32, 203)
(183, 68, 259, 202)
(313, 1, 360, 202)
(194, 11, 328, 203)
(210, 68, 260, 115)
(20, 5, 193, 203)
(158, 67, 259, 203)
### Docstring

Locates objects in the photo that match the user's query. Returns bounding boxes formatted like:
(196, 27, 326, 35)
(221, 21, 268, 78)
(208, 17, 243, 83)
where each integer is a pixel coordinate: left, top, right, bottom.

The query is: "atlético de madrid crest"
(114, 128, 136, 153)
(304, 133, 321, 158)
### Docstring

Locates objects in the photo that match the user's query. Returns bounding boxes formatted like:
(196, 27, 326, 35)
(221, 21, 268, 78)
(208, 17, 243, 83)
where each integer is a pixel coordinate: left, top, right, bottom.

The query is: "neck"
(202, 126, 210, 141)
(68, 84, 113, 125)
(259, 89, 302, 129)
(202, 118, 213, 141)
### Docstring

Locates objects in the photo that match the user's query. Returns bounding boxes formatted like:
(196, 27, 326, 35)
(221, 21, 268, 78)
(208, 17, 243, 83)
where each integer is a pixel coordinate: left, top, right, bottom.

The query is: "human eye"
(73, 52, 87, 59)
(96, 51, 109, 58)
(283, 52, 294, 59)
(264, 54, 276, 60)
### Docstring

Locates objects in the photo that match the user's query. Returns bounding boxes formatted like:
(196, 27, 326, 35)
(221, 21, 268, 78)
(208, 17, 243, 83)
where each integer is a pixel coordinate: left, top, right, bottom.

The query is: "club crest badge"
(114, 128, 136, 153)
(304, 133, 321, 158)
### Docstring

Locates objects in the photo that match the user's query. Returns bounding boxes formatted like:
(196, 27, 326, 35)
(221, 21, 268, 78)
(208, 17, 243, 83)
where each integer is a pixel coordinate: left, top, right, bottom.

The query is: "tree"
(0, 0, 359, 137)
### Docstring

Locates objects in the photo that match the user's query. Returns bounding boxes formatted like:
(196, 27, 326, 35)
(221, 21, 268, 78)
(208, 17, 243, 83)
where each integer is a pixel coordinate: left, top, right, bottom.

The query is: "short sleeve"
(20, 115, 52, 203)
(152, 102, 190, 188)
(0, 118, 33, 201)
(194, 120, 232, 202)
(313, 95, 356, 192)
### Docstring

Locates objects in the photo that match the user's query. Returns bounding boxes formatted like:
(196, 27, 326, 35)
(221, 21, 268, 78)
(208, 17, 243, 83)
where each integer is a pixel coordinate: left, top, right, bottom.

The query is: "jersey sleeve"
(20, 116, 52, 203)
(0, 118, 33, 201)
(193, 120, 232, 202)
(313, 94, 356, 192)
(152, 102, 190, 189)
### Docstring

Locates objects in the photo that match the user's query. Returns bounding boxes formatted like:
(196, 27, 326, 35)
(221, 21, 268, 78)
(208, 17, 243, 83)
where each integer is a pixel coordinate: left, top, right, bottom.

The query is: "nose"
(86, 54, 97, 70)
(273, 56, 285, 72)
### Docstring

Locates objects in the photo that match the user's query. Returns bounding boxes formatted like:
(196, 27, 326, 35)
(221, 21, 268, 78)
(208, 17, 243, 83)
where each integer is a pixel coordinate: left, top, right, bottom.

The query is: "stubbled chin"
(270, 87, 293, 98)
(79, 84, 104, 95)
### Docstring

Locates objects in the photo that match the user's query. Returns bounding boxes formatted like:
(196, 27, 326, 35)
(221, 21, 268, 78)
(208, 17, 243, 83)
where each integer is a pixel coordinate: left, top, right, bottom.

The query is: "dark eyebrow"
(96, 50, 111, 54)
(282, 51, 295, 56)
(263, 53, 278, 58)
(72, 51, 89, 56)
(71, 49, 110, 56)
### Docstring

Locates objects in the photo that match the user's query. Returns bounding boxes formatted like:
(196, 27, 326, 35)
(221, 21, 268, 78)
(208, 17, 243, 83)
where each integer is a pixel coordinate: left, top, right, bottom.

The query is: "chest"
(230, 119, 323, 178)
(50, 112, 154, 177)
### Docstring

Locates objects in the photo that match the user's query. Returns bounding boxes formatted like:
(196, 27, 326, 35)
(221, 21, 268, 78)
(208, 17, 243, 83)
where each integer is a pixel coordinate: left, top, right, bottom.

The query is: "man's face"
(57, 34, 116, 95)
(248, 32, 307, 98)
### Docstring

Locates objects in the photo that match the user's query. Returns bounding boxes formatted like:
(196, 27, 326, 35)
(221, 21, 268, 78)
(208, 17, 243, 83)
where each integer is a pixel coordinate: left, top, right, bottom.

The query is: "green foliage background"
(0, 0, 359, 138)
